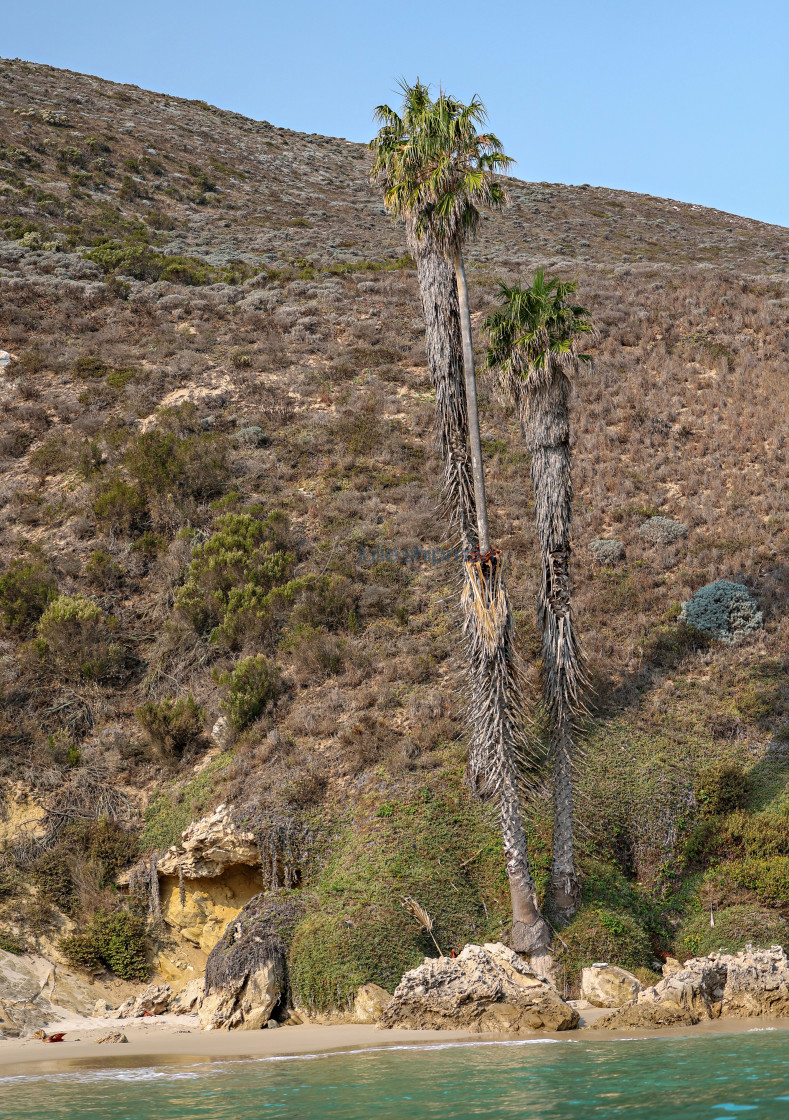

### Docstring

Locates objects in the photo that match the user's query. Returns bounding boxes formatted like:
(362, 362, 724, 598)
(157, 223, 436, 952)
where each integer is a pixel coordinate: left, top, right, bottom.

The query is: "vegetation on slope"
(0, 59, 788, 996)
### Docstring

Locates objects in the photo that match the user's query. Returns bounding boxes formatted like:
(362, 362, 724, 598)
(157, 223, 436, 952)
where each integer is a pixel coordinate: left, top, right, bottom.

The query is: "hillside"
(1, 57, 789, 1007)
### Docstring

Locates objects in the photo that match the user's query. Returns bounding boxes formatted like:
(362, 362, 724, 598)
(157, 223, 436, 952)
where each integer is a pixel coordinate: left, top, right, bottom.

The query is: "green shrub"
(725, 856, 789, 904)
(553, 904, 654, 994)
(61, 909, 148, 980)
(291, 575, 357, 631)
(289, 772, 507, 1011)
(136, 694, 205, 761)
(85, 549, 124, 589)
(29, 436, 73, 478)
(125, 430, 228, 502)
(138, 751, 232, 850)
(220, 655, 281, 730)
(36, 594, 124, 681)
(175, 511, 296, 642)
(675, 904, 788, 961)
(0, 932, 24, 954)
(84, 239, 217, 285)
(695, 763, 752, 817)
(93, 475, 148, 534)
(0, 558, 57, 634)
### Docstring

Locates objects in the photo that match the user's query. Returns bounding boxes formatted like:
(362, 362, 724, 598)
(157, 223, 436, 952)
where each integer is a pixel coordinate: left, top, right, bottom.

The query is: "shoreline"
(1, 1013, 788, 1076)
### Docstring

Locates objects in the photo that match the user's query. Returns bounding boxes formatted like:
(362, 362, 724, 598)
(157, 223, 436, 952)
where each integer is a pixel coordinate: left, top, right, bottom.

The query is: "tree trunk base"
(551, 872, 581, 922)
(510, 915, 552, 957)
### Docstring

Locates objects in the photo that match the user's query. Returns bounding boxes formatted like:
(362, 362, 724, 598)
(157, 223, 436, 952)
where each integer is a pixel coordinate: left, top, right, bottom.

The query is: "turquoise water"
(2, 1031, 789, 1119)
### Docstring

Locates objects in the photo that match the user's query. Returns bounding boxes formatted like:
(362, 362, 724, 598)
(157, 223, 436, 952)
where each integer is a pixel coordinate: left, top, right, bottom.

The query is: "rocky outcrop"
(157, 804, 260, 879)
(580, 963, 643, 1008)
(109, 983, 172, 1019)
(0, 949, 103, 1036)
(599, 947, 789, 1029)
(198, 892, 302, 1030)
(379, 943, 579, 1033)
(353, 983, 392, 1024)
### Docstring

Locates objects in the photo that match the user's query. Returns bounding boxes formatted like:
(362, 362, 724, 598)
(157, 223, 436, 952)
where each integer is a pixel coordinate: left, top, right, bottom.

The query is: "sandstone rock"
(157, 804, 260, 879)
(662, 956, 682, 978)
(0, 949, 99, 1035)
(599, 947, 789, 1030)
(169, 977, 205, 1014)
(198, 961, 280, 1030)
(96, 1031, 128, 1044)
(198, 893, 302, 1030)
(580, 963, 643, 1008)
(354, 983, 392, 1024)
(379, 943, 579, 1033)
(589, 538, 625, 564)
(110, 984, 172, 1019)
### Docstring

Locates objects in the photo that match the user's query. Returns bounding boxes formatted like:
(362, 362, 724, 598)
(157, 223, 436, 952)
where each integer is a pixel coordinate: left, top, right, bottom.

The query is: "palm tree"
(370, 83, 551, 959)
(484, 270, 594, 920)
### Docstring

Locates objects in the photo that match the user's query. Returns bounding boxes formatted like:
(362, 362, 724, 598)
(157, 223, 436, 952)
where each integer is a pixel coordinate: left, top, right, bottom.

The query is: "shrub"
(125, 430, 229, 502)
(695, 763, 752, 817)
(679, 580, 764, 643)
(36, 594, 124, 681)
(0, 558, 57, 634)
(675, 905, 788, 961)
(220, 655, 281, 730)
(291, 575, 357, 631)
(553, 904, 655, 994)
(93, 475, 148, 534)
(85, 239, 217, 285)
(60, 909, 149, 980)
(136, 694, 205, 761)
(175, 511, 296, 643)
(725, 856, 789, 904)
(284, 625, 345, 680)
(85, 549, 124, 590)
(29, 436, 73, 478)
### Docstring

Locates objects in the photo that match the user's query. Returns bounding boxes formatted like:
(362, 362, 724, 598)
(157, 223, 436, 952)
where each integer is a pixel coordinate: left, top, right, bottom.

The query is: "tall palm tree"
(370, 83, 551, 959)
(484, 270, 594, 920)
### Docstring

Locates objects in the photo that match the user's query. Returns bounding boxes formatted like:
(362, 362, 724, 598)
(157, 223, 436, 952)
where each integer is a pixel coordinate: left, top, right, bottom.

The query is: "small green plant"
(695, 763, 752, 817)
(220, 654, 281, 730)
(60, 909, 149, 981)
(93, 475, 148, 534)
(0, 558, 57, 634)
(136, 694, 205, 761)
(175, 511, 296, 643)
(36, 594, 123, 681)
(125, 429, 229, 503)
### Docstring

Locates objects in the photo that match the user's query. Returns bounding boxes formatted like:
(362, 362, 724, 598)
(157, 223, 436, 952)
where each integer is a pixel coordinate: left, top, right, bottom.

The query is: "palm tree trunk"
(408, 223, 476, 552)
(523, 378, 584, 920)
(452, 248, 490, 554)
(452, 245, 550, 958)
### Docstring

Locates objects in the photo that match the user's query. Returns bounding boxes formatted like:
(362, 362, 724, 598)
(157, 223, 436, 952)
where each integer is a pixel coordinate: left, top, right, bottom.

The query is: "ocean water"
(2, 1030, 789, 1120)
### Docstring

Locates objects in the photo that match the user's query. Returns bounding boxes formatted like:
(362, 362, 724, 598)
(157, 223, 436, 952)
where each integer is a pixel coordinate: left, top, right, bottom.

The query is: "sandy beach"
(1, 1011, 787, 1077)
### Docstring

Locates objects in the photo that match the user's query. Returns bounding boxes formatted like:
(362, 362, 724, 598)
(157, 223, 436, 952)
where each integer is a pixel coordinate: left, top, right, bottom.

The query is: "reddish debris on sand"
(42, 1032, 66, 1042)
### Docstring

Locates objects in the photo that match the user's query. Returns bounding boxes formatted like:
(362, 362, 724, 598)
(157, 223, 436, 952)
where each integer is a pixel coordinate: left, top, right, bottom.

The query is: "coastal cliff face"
(1, 57, 789, 1015)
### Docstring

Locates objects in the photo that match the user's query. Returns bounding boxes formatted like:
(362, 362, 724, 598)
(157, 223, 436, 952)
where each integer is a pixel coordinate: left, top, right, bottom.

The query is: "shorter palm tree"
(484, 270, 595, 920)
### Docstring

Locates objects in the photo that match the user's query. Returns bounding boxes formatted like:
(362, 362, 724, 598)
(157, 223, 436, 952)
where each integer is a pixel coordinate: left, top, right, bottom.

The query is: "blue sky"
(5, 0, 789, 226)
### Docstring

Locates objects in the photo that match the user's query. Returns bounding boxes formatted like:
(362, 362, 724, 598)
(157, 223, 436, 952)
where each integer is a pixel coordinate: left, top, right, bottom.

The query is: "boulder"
(96, 1031, 128, 1044)
(198, 892, 302, 1030)
(379, 943, 579, 1033)
(169, 977, 205, 1014)
(0, 949, 99, 1036)
(638, 517, 687, 545)
(353, 983, 392, 1024)
(580, 963, 643, 1008)
(599, 947, 789, 1030)
(109, 984, 172, 1019)
(589, 539, 625, 564)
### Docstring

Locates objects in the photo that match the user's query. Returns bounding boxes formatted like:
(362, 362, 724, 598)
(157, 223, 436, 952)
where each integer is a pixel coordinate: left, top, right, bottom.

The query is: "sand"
(1, 1010, 787, 1076)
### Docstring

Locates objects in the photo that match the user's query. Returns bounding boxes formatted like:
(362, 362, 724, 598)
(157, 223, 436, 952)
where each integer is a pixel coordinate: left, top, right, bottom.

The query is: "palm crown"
(484, 270, 594, 381)
(369, 80, 513, 248)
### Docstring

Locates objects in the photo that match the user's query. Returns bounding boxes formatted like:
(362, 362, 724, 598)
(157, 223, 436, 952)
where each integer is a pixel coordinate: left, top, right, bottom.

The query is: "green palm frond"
(369, 80, 513, 250)
(483, 270, 595, 383)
